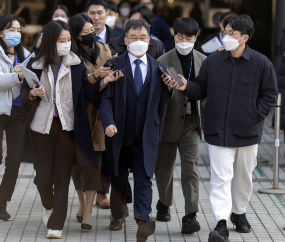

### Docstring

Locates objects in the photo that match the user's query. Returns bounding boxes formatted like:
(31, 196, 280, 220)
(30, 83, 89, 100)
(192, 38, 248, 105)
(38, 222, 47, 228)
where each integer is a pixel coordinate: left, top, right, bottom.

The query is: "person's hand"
(161, 74, 173, 91)
(30, 84, 45, 97)
(173, 74, 187, 91)
(105, 125, 117, 137)
(112, 53, 118, 59)
(94, 67, 112, 78)
(12, 64, 21, 73)
(103, 71, 124, 84)
(218, 46, 225, 51)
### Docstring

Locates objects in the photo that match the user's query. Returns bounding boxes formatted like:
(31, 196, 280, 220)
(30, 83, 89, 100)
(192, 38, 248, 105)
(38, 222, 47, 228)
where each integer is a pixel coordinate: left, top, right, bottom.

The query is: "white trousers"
(208, 144, 258, 223)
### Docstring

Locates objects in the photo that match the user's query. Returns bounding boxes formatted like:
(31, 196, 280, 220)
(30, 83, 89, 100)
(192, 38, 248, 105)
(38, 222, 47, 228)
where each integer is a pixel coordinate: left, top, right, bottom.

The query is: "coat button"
(181, 115, 184, 119)
(184, 104, 186, 107)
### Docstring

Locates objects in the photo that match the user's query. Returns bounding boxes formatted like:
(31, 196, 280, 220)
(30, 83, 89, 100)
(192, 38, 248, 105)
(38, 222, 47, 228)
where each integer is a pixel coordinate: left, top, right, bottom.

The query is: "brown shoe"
(96, 193, 110, 209)
(136, 219, 155, 242)
(109, 216, 125, 231)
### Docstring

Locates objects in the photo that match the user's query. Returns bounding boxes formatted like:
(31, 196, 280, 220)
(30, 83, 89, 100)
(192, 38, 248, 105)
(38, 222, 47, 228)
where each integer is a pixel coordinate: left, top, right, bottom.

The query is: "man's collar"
(128, 52, 147, 65)
(97, 26, 106, 39)
(223, 45, 251, 61)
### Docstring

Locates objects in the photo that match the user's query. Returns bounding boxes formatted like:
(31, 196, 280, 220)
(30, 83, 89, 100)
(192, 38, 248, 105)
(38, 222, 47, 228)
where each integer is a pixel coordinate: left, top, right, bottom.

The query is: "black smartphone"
(167, 66, 184, 87)
(113, 67, 127, 77)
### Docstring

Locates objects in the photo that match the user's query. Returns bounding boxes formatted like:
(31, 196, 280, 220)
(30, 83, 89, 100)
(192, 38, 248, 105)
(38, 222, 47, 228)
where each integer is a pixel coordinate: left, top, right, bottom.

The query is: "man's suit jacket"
(108, 35, 165, 59)
(105, 25, 121, 43)
(157, 48, 206, 143)
(99, 52, 169, 177)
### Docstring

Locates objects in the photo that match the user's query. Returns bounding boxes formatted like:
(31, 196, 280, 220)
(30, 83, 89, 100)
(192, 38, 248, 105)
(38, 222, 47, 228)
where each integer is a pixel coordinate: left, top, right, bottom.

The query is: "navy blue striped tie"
(134, 59, 143, 95)
(95, 36, 102, 42)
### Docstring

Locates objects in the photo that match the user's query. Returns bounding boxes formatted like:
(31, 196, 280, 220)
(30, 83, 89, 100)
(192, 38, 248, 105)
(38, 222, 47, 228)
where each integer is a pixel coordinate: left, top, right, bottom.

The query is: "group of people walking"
(0, 0, 278, 242)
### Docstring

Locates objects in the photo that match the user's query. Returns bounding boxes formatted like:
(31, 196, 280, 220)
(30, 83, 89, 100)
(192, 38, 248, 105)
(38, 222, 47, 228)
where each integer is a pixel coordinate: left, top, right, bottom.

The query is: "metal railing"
(258, 93, 285, 194)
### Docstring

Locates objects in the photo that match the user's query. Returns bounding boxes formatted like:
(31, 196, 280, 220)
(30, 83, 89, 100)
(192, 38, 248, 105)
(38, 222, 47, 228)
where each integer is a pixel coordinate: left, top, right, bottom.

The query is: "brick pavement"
(0, 113, 285, 242)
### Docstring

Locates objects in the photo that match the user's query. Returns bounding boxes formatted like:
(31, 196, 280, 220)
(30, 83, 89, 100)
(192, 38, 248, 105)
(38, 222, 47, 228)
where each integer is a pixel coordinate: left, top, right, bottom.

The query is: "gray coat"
(157, 48, 206, 142)
(0, 45, 30, 115)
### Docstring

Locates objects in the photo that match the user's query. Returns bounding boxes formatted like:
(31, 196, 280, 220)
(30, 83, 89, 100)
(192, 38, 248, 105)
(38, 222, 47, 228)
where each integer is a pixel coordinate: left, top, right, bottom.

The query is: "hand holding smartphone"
(167, 66, 184, 87)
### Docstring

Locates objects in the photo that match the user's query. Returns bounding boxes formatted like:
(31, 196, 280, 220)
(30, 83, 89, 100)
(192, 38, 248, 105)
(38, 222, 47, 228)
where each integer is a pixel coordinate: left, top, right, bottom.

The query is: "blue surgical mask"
(2, 32, 21, 47)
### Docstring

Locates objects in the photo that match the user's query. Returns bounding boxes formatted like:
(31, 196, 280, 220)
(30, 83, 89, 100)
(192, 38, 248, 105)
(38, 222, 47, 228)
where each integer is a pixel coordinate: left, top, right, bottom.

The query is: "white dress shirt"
(97, 26, 107, 43)
(128, 52, 148, 83)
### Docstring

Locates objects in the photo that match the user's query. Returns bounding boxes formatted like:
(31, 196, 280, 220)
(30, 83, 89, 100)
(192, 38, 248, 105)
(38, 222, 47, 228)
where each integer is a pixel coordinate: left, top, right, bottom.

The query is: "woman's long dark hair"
(0, 14, 26, 62)
(32, 20, 76, 71)
(69, 13, 102, 65)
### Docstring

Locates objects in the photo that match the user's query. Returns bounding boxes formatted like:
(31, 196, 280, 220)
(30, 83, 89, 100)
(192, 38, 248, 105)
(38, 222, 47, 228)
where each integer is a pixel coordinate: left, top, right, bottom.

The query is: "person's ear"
(76, 35, 82, 41)
(124, 36, 128, 45)
(147, 36, 150, 44)
(105, 11, 109, 17)
(115, 13, 119, 20)
(0, 32, 4, 39)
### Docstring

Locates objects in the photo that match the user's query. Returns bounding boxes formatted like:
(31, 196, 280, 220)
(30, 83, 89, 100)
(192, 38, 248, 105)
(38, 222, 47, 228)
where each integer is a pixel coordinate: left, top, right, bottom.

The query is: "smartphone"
(113, 67, 127, 77)
(167, 66, 184, 87)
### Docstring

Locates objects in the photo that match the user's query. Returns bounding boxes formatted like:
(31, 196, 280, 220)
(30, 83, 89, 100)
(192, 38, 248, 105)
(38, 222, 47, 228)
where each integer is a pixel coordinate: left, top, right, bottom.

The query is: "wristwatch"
(92, 72, 101, 82)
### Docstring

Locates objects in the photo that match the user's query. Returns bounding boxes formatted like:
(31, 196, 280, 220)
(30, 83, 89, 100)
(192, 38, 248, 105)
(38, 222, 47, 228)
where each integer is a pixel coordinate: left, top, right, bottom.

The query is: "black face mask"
(79, 31, 95, 46)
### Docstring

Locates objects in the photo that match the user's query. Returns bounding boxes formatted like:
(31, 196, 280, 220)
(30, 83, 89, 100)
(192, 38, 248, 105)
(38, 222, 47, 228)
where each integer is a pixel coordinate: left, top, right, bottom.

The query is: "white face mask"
(52, 17, 68, 23)
(222, 35, 244, 51)
(175, 42, 194, 55)
(128, 40, 149, 57)
(120, 8, 130, 17)
(57, 42, 71, 56)
(105, 16, 116, 27)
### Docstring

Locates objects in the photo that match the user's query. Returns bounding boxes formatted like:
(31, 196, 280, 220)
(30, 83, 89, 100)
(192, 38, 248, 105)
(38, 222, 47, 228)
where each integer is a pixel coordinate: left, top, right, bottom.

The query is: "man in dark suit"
(86, 0, 121, 44)
(108, 4, 165, 59)
(99, 19, 169, 241)
(86, 0, 122, 209)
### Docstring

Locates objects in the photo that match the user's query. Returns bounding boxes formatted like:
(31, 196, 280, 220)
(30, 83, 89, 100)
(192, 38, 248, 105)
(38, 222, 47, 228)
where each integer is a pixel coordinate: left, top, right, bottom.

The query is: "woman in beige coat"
(69, 14, 122, 231)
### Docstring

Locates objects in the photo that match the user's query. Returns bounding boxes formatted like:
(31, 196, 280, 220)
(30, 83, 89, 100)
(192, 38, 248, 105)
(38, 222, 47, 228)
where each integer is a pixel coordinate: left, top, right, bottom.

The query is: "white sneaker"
(42, 207, 53, 227)
(47, 229, 62, 239)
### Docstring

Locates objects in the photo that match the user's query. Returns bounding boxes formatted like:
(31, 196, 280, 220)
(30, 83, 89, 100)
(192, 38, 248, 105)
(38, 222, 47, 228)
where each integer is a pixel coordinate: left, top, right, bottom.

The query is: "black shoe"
(137, 219, 155, 242)
(76, 213, 83, 223)
(156, 200, 171, 222)
(181, 212, 201, 234)
(230, 213, 251, 233)
(81, 223, 92, 231)
(208, 220, 229, 242)
(0, 204, 11, 221)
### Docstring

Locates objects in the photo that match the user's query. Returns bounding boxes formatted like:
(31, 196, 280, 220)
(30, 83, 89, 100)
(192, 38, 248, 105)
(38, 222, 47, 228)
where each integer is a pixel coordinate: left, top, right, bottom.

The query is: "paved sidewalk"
(0, 113, 285, 242)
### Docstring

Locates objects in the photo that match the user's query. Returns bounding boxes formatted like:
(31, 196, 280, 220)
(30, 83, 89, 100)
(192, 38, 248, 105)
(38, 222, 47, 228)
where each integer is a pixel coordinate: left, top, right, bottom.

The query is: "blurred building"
(1, 0, 283, 71)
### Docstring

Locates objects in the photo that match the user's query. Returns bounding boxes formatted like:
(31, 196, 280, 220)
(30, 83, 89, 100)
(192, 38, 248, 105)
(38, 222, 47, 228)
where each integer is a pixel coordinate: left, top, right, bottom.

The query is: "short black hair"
(223, 15, 255, 40)
(219, 11, 237, 23)
(173, 17, 199, 37)
(85, 0, 108, 12)
(129, 4, 153, 25)
(107, 1, 118, 12)
(125, 19, 150, 36)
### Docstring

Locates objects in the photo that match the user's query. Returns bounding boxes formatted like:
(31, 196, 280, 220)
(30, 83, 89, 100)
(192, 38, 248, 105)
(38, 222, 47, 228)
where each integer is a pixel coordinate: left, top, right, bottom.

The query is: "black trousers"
(32, 118, 76, 230)
(111, 140, 152, 222)
(0, 106, 25, 205)
(99, 151, 133, 204)
(97, 151, 111, 194)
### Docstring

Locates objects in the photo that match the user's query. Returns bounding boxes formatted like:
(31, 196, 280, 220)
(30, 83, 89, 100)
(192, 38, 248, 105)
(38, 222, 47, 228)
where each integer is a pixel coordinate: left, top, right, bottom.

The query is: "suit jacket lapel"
(171, 49, 183, 77)
(117, 52, 128, 104)
(146, 55, 157, 115)
(193, 49, 202, 78)
(125, 54, 138, 97)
